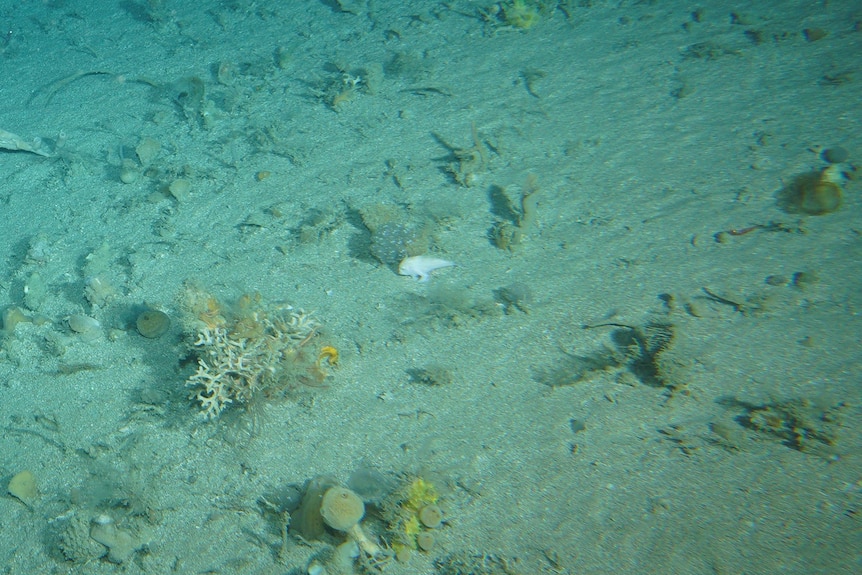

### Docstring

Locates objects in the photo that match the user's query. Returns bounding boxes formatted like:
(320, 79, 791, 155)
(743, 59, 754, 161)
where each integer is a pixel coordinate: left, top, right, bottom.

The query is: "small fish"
(398, 255, 456, 282)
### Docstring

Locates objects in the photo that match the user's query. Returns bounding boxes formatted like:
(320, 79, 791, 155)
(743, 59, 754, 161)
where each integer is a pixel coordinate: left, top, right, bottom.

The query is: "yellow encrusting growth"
(404, 477, 439, 511)
(403, 515, 422, 538)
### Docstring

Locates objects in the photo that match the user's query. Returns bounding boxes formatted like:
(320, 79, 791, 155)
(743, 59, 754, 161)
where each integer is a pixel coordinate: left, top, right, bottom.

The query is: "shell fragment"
(0, 128, 52, 157)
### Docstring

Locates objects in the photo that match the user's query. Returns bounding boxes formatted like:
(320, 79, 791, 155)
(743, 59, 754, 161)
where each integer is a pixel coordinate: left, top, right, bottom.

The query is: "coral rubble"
(185, 300, 322, 419)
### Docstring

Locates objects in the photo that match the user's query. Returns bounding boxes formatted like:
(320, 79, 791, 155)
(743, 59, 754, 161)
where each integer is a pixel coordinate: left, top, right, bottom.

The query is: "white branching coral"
(186, 307, 320, 419)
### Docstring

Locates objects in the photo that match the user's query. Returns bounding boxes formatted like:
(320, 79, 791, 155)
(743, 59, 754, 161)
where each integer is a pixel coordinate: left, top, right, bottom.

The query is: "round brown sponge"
(320, 487, 365, 531)
(320, 486, 384, 558)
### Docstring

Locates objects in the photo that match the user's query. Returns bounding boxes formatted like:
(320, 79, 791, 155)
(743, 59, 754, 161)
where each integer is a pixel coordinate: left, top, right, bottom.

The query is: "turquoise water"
(1, 1, 859, 573)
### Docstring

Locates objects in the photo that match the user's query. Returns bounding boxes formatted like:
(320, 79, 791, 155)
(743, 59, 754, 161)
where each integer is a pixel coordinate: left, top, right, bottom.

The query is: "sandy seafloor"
(1, 0, 860, 574)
